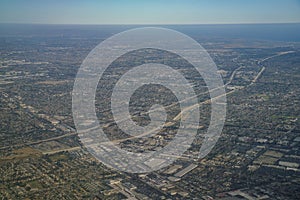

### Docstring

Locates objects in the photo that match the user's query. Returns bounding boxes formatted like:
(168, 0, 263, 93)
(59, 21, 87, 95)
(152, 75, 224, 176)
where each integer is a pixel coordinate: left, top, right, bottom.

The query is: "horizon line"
(1, 22, 300, 26)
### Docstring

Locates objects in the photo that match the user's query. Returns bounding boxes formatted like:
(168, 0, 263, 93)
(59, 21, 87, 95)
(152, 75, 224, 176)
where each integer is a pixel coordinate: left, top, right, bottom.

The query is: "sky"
(0, 0, 300, 24)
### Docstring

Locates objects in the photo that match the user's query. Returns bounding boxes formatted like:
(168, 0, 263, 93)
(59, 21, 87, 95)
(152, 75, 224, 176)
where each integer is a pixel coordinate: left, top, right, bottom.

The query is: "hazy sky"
(1, 0, 300, 24)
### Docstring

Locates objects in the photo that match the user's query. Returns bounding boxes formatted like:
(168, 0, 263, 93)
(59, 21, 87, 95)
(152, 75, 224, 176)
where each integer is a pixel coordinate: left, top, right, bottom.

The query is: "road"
(251, 51, 295, 85)
(1, 51, 295, 151)
(109, 51, 296, 144)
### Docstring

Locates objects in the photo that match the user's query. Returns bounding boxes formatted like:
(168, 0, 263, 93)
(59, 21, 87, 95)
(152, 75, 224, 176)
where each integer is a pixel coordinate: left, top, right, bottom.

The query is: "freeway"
(1, 51, 295, 151)
(108, 51, 296, 144)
